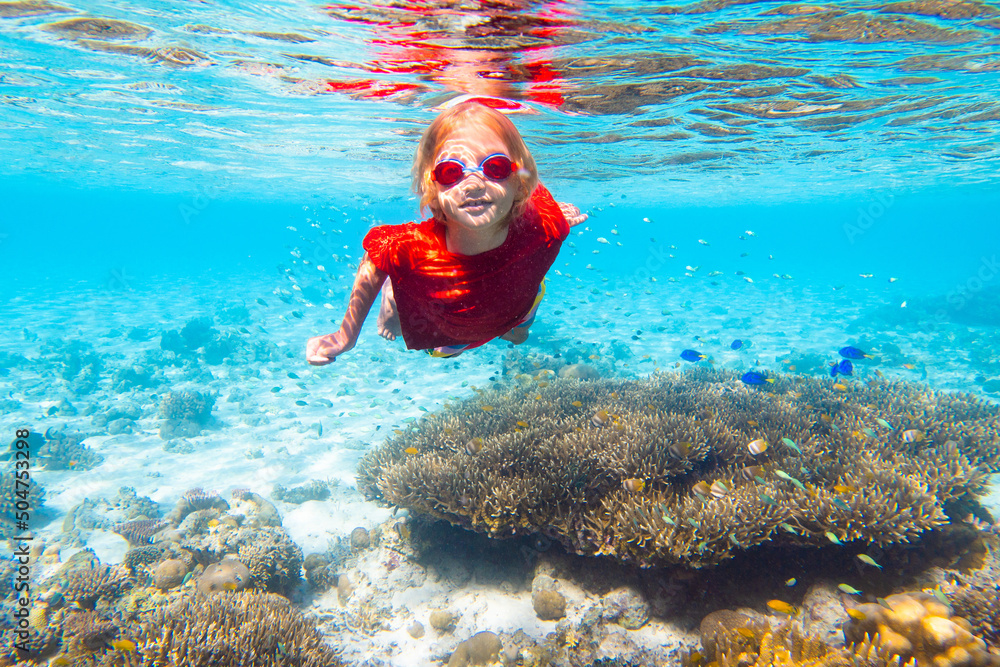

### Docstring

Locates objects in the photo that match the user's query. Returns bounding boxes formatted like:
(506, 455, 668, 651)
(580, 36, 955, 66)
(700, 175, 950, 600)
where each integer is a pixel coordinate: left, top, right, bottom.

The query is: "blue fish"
(829, 359, 853, 377)
(730, 339, 743, 350)
(839, 346, 871, 360)
(680, 349, 707, 362)
(741, 371, 775, 386)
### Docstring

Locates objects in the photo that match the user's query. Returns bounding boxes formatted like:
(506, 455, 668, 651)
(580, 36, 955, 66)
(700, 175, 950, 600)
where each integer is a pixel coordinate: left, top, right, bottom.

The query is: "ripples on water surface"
(1, 0, 998, 203)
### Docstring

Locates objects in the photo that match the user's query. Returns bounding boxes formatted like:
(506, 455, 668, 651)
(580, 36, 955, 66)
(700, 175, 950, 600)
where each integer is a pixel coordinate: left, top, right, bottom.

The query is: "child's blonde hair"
(412, 102, 538, 220)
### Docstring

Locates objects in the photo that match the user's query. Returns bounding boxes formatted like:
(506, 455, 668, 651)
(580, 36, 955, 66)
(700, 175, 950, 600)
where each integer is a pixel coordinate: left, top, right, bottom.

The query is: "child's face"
(433, 123, 517, 232)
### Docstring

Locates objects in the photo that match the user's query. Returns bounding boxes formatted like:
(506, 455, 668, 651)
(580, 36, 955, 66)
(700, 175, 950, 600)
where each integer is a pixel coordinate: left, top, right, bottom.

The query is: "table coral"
(358, 370, 1000, 568)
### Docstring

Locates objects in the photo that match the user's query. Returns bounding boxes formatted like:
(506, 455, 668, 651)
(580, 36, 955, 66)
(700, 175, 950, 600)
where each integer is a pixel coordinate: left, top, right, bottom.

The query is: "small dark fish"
(291, 310, 304, 319)
(287, 372, 300, 379)
(731, 339, 743, 350)
(295, 400, 307, 406)
(256, 298, 268, 306)
(839, 346, 871, 360)
(680, 349, 707, 362)
(741, 371, 775, 386)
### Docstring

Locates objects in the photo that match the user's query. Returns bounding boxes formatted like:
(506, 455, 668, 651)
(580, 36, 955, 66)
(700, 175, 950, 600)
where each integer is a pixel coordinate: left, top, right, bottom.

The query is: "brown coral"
(942, 537, 1000, 648)
(221, 527, 303, 595)
(59, 560, 130, 608)
(358, 370, 1000, 568)
(129, 590, 342, 666)
(113, 519, 167, 545)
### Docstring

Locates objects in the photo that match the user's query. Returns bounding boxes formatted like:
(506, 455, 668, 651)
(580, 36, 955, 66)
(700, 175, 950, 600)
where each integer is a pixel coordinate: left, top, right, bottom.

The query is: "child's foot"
(500, 327, 529, 345)
(377, 282, 401, 341)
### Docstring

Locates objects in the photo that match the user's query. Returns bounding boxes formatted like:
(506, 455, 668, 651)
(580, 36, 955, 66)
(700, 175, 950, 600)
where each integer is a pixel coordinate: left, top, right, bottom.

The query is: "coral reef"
(113, 519, 167, 546)
(158, 390, 215, 424)
(127, 591, 342, 666)
(165, 487, 229, 524)
(697, 621, 892, 667)
(196, 558, 251, 594)
(359, 370, 1000, 568)
(220, 526, 303, 596)
(844, 592, 998, 667)
(158, 390, 216, 440)
(272, 479, 333, 504)
(38, 338, 104, 394)
(694, 589, 1000, 667)
(58, 557, 131, 608)
(22, 428, 104, 471)
(942, 536, 1000, 648)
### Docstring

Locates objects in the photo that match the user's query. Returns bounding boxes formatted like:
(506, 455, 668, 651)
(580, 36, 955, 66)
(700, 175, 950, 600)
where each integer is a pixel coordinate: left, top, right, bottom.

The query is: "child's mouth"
(460, 199, 490, 211)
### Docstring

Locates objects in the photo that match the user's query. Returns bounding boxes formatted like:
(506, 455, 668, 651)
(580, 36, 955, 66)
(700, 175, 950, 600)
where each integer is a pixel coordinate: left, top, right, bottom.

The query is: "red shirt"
(362, 184, 569, 350)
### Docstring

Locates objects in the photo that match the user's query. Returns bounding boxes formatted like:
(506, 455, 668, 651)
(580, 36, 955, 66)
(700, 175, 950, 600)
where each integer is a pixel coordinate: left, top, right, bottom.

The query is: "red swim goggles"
(432, 153, 517, 187)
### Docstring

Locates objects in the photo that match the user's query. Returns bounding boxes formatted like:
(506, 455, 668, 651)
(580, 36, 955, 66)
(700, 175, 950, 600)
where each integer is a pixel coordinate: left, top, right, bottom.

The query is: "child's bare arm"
(557, 201, 588, 227)
(306, 253, 387, 365)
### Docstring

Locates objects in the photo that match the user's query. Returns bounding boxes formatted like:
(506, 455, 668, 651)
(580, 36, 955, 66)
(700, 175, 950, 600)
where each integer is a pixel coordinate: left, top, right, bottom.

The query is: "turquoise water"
(2, 0, 1000, 664)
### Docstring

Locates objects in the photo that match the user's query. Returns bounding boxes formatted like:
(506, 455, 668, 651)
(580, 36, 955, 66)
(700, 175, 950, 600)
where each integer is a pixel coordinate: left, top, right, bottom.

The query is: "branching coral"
(113, 519, 167, 546)
(358, 369, 1000, 568)
(702, 622, 893, 667)
(59, 559, 130, 608)
(220, 527, 303, 595)
(124, 591, 342, 666)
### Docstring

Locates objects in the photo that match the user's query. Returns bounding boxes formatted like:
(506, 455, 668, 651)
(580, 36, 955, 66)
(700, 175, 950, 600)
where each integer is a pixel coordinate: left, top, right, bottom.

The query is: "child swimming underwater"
(306, 101, 587, 365)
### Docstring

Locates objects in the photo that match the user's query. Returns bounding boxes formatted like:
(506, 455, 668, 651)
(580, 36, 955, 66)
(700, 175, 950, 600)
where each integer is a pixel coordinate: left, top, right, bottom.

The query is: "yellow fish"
(110, 639, 136, 652)
(833, 383, 848, 392)
(571, 401, 583, 407)
(846, 608, 867, 621)
(670, 441, 691, 458)
(622, 478, 645, 493)
(766, 599, 796, 615)
(589, 354, 601, 360)
(465, 438, 483, 455)
(710, 480, 729, 498)
(224, 582, 238, 591)
(833, 484, 855, 494)
(516, 421, 529, 427)
(735, 627, 755, 639)
(51, 658, 72, 666)
(404, 447, 419, 455)
(481, 405, 494, 412)
(747, 439, 768, 455)
(902, 429, 924, 443)
(692, 481, 712, 498)
(592, 410, 610, 426)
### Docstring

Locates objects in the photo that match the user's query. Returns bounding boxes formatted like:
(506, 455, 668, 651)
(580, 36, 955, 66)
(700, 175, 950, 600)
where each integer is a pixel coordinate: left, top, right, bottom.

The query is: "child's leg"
(499, 279, 545, 345)
(376, 279, 401, 340)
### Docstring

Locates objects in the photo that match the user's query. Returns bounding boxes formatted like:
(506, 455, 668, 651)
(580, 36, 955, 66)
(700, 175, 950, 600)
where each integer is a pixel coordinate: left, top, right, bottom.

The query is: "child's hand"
(558, 201, 588, 227)
(306, 331, 354, 365)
